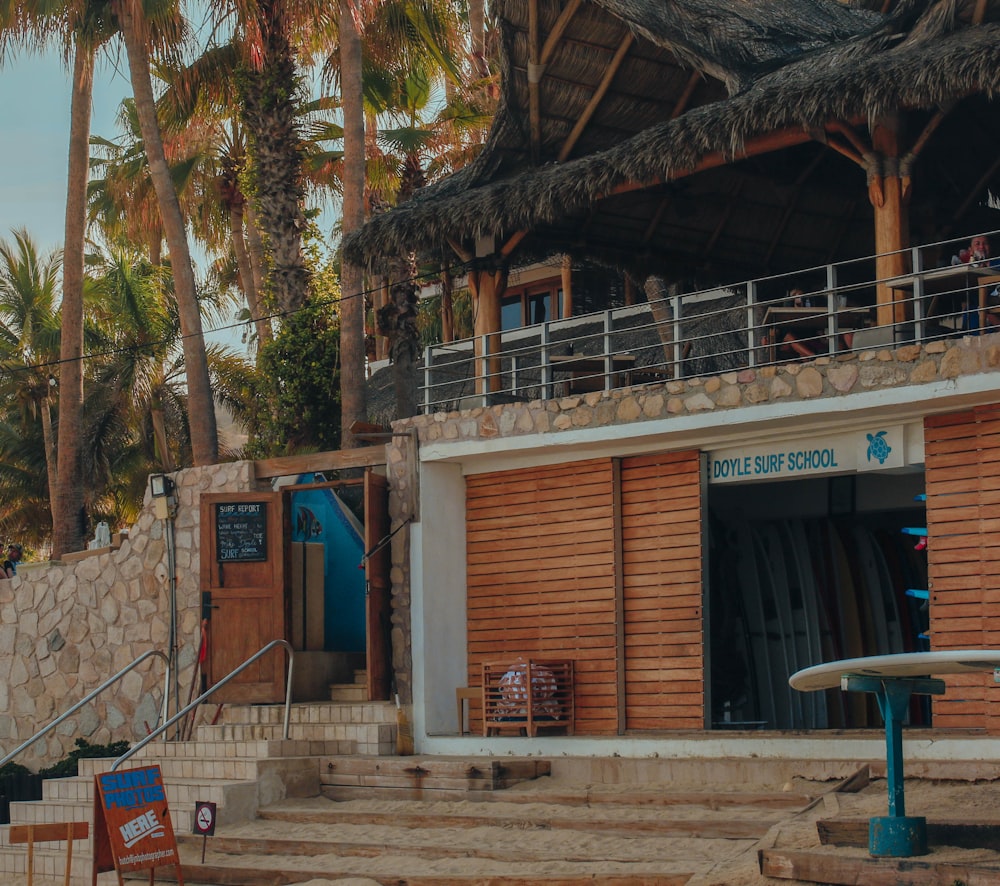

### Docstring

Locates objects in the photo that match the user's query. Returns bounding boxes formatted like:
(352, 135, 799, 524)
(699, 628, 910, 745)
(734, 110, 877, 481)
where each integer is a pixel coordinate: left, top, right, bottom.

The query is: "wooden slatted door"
(200, 491, 289, 703)
(925, 406, 1000, 733)
(465, 459, 619, 734)
(620, 450, 705, 730)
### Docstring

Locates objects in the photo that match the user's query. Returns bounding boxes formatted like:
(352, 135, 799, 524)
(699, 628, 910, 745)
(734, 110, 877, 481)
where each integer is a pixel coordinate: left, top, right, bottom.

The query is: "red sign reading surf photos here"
(93, 764, 182, 879)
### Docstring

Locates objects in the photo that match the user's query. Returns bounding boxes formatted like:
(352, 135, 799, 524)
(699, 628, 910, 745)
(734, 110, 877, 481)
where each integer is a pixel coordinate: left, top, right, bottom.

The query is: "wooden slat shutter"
(466, 458, 619, 734)
(620, 450, 704, 730)
(926, 406, 1000, 733)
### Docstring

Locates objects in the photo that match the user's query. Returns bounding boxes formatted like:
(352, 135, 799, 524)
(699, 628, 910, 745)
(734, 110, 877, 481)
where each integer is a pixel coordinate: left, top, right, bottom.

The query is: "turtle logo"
(866, 430, 891, 465)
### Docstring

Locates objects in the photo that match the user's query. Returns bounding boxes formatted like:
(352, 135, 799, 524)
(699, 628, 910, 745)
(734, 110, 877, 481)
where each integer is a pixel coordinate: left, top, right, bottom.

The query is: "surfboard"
(805, 519, 844, 727)
(761, 523, 803, 726)
(790, 650, 1000, 692)
(776, 521, 817, 727)
(752, 525, 795, 728)
(736, 521, 773, 726)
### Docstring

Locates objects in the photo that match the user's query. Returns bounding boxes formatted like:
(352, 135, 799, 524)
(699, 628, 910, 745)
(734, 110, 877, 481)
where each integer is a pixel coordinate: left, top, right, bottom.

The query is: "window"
(501, 285, 563, 330)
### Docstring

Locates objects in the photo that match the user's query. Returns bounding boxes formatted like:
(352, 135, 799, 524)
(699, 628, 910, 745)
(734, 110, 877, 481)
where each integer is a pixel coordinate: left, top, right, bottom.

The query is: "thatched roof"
(346, 0, 1000, 284)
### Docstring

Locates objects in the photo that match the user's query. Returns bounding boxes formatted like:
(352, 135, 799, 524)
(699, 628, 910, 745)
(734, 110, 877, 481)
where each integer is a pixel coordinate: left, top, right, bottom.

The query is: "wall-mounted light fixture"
(149, 473, 176, 520)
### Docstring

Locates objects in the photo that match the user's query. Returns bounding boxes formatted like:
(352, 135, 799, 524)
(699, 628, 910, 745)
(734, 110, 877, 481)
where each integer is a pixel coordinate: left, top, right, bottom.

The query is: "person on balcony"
(763, 289, 853, 360)
(949, 235, 1000, 332)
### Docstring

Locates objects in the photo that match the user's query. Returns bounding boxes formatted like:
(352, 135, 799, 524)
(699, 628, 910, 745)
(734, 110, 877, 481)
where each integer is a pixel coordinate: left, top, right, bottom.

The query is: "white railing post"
(423, 345, 433, 414)
(603, 309, 613, 389)
(911, 244, 926, 341)
(540, 321, 552, 399)
(672, 294, 683, 377)
(826, 262, 839, 352)
(747, 281, 759, 368)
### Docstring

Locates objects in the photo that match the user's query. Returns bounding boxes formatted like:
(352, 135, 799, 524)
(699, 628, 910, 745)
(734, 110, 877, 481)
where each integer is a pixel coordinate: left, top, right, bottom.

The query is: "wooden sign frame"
(92, 764, 183, 885)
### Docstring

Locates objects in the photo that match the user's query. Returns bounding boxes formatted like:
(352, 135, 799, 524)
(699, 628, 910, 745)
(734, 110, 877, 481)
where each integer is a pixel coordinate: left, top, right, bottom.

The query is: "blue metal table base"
(841, 674, 946, 857)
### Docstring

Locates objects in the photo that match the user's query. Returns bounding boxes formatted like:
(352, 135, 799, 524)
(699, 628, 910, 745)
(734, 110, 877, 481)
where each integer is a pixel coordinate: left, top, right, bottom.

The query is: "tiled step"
(329, 681, 367, 702)
(220, 700, 397, 726)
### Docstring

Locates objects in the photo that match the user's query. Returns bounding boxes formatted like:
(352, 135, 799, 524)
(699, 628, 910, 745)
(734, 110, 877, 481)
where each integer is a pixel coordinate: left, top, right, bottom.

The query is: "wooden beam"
(253, 449, 387, 480)
(973, 0, 988, 24)
(606, 126, 815, 199)
(557, 32, 633, 162)
(760, 848, 1000, 885)
(908, 108, 948, 162)
(671, 72, 701, 119)
(539, 0, 582, 65)
(828, 119, 870, 159)
(641, 195, 672, 245)
(818, 818, 1000, 850)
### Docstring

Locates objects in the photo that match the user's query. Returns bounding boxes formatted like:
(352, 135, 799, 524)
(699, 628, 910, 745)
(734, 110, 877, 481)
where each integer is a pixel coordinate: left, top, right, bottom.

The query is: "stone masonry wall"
(384, 335, 1000, 701)
(0, 461, 253, 770)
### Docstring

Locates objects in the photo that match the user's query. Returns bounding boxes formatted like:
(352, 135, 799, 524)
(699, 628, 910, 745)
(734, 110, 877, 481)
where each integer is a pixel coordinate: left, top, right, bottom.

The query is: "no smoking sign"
(193, 801, 217, 836)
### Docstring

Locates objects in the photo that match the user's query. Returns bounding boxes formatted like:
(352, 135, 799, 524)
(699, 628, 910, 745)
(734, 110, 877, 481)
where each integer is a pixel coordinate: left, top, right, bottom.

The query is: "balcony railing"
(419, 231, 1000, 414)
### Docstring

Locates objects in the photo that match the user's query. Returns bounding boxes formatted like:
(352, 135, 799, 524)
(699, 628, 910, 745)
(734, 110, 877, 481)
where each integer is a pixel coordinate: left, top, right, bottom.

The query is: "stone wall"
(384, 334, 1000, 702)
(0, 461, 253, 770)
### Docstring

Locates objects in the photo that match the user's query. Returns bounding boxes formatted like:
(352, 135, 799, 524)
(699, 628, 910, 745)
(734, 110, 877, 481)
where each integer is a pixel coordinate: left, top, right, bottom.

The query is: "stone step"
(328, 682, 367, 702)
(74, 754, 320, 798)
(21, 775, 264, 828)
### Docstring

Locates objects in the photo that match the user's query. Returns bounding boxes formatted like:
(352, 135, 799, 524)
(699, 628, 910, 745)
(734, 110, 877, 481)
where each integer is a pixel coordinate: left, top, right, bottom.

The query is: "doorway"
(707, 470, 929, 730)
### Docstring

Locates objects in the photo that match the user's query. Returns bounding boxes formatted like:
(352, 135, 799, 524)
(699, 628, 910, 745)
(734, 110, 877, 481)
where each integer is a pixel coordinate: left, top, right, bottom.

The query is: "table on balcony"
(550, 353, 636, 394)
(761, 306, 871, 359)
(888, 265, 1000, 332)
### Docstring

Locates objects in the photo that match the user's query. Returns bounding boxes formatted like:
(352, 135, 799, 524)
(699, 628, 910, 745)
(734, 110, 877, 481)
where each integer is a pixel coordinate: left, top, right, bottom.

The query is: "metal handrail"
(111, 639, 294, 771)
(0, 649, 171, 770)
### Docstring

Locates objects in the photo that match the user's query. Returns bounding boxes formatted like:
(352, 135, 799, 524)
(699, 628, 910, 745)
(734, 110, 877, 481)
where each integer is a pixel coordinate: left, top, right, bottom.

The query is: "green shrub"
(38, 738, 130, 779)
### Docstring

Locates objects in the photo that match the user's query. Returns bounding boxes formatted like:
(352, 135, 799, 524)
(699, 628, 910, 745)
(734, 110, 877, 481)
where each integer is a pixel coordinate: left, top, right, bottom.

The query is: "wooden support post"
(474, 271, 503, 394)
(870, 116, 910, 329)
(561, 254, 573, 319)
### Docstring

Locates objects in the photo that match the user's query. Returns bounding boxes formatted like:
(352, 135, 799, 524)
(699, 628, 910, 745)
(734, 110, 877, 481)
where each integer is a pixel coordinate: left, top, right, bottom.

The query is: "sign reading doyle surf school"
(93, 764, 183, 882)
(709, 425, 907, 484)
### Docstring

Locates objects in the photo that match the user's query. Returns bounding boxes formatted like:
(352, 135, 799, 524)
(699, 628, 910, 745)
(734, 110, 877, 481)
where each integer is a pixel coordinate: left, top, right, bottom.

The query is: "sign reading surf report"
(93, 764, 184, 883)
(709, 426, 907, 484)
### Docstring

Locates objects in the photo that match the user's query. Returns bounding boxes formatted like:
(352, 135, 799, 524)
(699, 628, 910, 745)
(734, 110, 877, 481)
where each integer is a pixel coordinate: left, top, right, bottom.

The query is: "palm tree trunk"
(117, 0, 218, 465)
(52, 43, 92, 559)
(230, 198, 271, 352)
(469, 0, 488, 78)
(41, 395, 58, 526)
(240, 2, 311, 317)
(339, 0, 368, 447)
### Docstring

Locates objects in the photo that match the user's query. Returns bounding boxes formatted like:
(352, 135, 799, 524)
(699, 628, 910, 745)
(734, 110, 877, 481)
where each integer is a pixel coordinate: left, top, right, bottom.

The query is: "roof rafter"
(557, 32, 634, 162)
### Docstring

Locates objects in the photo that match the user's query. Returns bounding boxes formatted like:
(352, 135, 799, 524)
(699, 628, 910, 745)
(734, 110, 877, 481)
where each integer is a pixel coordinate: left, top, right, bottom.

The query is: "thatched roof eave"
(345, 22, 1000, 273)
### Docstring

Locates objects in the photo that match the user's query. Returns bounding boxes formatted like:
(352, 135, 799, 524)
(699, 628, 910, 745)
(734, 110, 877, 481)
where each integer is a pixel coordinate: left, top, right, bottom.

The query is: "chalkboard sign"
(215, 502, 268, 562)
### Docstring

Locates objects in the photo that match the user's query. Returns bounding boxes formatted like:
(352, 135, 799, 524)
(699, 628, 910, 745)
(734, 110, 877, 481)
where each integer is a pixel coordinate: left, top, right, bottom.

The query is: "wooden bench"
(8, 821, 88, 886)
(482, 659, 574, 737)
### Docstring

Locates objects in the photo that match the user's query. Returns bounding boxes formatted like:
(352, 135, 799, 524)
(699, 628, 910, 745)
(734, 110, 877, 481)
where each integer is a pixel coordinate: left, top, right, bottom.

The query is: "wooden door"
(364, 471, 392, 700)
(200, 491, 289, 703)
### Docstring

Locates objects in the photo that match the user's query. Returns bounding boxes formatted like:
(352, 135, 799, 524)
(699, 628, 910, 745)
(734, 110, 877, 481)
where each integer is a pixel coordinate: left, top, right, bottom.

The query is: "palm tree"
(0, 230, 63, 524)
(339, 0, 367, 446)
(110, 0, 218, 466)
(0, 1, 118, 555)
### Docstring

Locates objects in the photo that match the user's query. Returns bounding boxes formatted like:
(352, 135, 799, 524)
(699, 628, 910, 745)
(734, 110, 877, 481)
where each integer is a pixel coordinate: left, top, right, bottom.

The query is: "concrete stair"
(0, 699, 397, 885)
(329, 667, 368, 702)
(165, 758, 842, 885)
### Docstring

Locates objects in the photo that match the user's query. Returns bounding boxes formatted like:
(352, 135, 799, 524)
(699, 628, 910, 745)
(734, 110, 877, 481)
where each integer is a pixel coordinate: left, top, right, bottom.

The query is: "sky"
(0, 48, 248, 349)
(0, 50, 129, 254)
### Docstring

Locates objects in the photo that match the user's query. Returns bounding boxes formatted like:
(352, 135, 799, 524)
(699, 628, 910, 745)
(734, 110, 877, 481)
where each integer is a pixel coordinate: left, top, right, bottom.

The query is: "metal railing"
(111, 639, 294, 771)
(419, 230, 1000, 413)
(0, 649, 171, 770)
